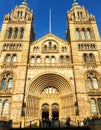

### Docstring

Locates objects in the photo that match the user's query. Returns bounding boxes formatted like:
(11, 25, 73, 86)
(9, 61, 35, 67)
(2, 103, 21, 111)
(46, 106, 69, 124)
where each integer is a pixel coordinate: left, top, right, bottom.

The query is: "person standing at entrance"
(37, 119, 41, 128)
(66, 116, 71, 127)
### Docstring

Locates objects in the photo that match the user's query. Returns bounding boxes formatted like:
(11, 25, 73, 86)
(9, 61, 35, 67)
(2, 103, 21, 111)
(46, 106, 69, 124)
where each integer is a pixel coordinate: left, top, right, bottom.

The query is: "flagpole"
(49, 9, 51, 33)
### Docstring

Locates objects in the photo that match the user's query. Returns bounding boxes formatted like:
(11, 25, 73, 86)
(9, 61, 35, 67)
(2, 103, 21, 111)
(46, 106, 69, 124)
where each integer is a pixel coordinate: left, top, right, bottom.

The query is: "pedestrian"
(37, 119, 41, 128)
(66, 115, 71, 127)
(42, 118, 46, 128)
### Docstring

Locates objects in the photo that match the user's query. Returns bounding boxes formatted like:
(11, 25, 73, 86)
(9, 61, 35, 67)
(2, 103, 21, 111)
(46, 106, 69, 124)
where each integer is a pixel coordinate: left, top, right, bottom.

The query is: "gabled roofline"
(31, 33, 69, 45)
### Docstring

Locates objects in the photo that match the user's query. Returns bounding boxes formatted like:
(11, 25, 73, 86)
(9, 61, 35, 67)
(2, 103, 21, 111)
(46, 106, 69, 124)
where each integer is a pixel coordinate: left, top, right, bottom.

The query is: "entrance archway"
(26, 73, 74, 122)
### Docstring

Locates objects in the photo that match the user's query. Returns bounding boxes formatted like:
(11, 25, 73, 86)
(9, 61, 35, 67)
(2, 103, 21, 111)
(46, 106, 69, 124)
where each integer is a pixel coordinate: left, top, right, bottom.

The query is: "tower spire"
(49, 9, 52, 33)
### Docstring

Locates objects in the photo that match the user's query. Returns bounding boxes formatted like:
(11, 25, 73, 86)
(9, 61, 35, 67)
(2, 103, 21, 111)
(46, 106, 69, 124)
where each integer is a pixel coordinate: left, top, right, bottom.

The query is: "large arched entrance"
(26, 73, 75, 123)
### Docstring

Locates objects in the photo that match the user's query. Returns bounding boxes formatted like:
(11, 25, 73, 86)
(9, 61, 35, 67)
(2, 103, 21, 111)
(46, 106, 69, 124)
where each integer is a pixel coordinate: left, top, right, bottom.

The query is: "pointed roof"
(19, 0, 29, 9)
(72, 0, 81, 9)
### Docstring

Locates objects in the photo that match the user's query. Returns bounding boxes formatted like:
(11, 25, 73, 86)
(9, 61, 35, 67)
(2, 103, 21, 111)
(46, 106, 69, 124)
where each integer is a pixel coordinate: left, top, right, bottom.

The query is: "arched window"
(87, 28, 91, 39)
(20, 28, 24, 39)
(91, 99, 97, 114)
(42, 104, 49, 110)
(52, 103, 59, 110)
(89, 53, 95, 62)
(93, 78, 98, 89)
(31, 56, 35, 63)
(77, 12, 79, 18)
(36, 56, 40, 63)
(6, 54, 11, 62)
(51, 56, 55, 63)
(0, 73, 13, 90)
(49, 42, 52, 49)
(8, 78, 13, 89)
(64, 47, 67, 52)
(20, 11, 23, 17)
(12, 54, 17, 62)
(3, 44, 7, 50)
(36, 47, 39, 52)
(25, 12, 27, 20)
(98, 98, 101, 114)
(53, 45, 57, 50)
(2, 100, 9, 117)
(62, 47, 65, 52)
(45, 56, 49, 63)
(1, 78, 6, 89)
(87, 78, 92, 89)
(66, 56, 70, 62)
(62, 46, 67, 52)
(14, 28, 18, 39)
(76, 28, 80, 39)
(79, 12, 82, 18)
(17, 11, 19, 17)
(42, 87, 59, 94)
(83, 53, 88, 62)
(33, 46, 37, 52)
(87, 72, 99, 90)
(81, 29, 86, 39)
(60, 56, 64, 63)
(44, 45, 47, 50)
(73, 13, 75, 19)
(8, 28, 12, 39)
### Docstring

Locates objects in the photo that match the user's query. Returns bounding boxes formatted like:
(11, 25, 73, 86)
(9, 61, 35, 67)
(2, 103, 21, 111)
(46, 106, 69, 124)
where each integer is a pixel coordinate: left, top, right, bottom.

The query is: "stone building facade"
(0, 0, 101, 128)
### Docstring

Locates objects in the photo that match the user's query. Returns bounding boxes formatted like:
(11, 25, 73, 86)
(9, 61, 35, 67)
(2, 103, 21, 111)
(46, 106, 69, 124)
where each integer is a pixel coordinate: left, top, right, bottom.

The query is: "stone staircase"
(9, 127, 91, 130)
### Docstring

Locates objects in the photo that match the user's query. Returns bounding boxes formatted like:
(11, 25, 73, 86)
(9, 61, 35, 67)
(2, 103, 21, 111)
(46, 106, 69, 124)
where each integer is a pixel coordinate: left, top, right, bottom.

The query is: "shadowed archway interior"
(28, 73, 72, 96)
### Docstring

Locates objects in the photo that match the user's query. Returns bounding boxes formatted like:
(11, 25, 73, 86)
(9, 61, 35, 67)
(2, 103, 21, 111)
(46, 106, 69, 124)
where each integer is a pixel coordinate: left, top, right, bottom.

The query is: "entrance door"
(52, 111, 59, 120)
(42, 111, 49, 120)
(52, 103, 59, 120)
(42, 103, 49, 120)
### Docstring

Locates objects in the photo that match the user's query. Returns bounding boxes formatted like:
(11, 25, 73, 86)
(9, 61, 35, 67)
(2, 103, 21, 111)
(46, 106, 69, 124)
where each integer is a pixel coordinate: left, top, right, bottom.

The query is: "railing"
(42, 48, 59, 53)
(21, 119, 61, 128)
(2, 62, 18, 68)
(29, 63, 72, 68)
(83, 62, 96, 68)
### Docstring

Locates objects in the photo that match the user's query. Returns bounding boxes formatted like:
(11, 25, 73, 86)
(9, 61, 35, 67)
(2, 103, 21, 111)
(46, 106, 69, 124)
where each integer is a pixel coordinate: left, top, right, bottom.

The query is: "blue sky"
(0, 0, 101, 40)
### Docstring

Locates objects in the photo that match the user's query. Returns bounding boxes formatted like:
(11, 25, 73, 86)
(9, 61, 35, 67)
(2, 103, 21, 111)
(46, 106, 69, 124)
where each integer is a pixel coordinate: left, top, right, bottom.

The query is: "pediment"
(31, 33, 69, 46)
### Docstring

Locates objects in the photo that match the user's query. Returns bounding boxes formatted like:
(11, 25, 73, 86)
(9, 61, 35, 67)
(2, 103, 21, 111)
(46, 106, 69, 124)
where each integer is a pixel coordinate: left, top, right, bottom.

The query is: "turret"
(66, 0, 100, 41)
(0, 0, 35, 41)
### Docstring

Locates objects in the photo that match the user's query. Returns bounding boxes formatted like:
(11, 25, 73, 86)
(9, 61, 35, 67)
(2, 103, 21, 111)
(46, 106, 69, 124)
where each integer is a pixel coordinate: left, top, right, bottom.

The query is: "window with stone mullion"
(91, 99, 97, 114)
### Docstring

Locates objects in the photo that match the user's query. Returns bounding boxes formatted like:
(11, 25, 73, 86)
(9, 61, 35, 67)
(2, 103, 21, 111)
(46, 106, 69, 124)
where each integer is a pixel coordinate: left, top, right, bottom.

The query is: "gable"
(30, 33, 70, 54)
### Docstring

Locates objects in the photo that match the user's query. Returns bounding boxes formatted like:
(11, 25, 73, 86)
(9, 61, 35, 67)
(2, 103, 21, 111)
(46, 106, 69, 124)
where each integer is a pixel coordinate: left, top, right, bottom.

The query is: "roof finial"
(21, 0, 28, 7)
(72, 0, 81, 9)
(19, 0, 29, 9)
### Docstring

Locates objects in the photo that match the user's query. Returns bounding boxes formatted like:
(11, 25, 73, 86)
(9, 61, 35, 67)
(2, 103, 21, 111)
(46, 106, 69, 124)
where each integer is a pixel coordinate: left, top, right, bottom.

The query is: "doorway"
(52, 103, 59, 120)
(42, 111, 49, 120)
(42, 103, 49, 120)
(52, 111, 59, 120)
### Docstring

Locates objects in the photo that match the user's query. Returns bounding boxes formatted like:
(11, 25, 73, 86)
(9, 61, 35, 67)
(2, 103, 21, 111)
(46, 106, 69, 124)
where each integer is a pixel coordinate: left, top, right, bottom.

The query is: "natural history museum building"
(0, 0, 101, 128)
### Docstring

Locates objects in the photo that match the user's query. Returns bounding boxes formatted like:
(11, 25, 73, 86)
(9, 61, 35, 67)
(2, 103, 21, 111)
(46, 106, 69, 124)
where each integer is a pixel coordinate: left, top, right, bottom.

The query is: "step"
(9, 127, 91, 130)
